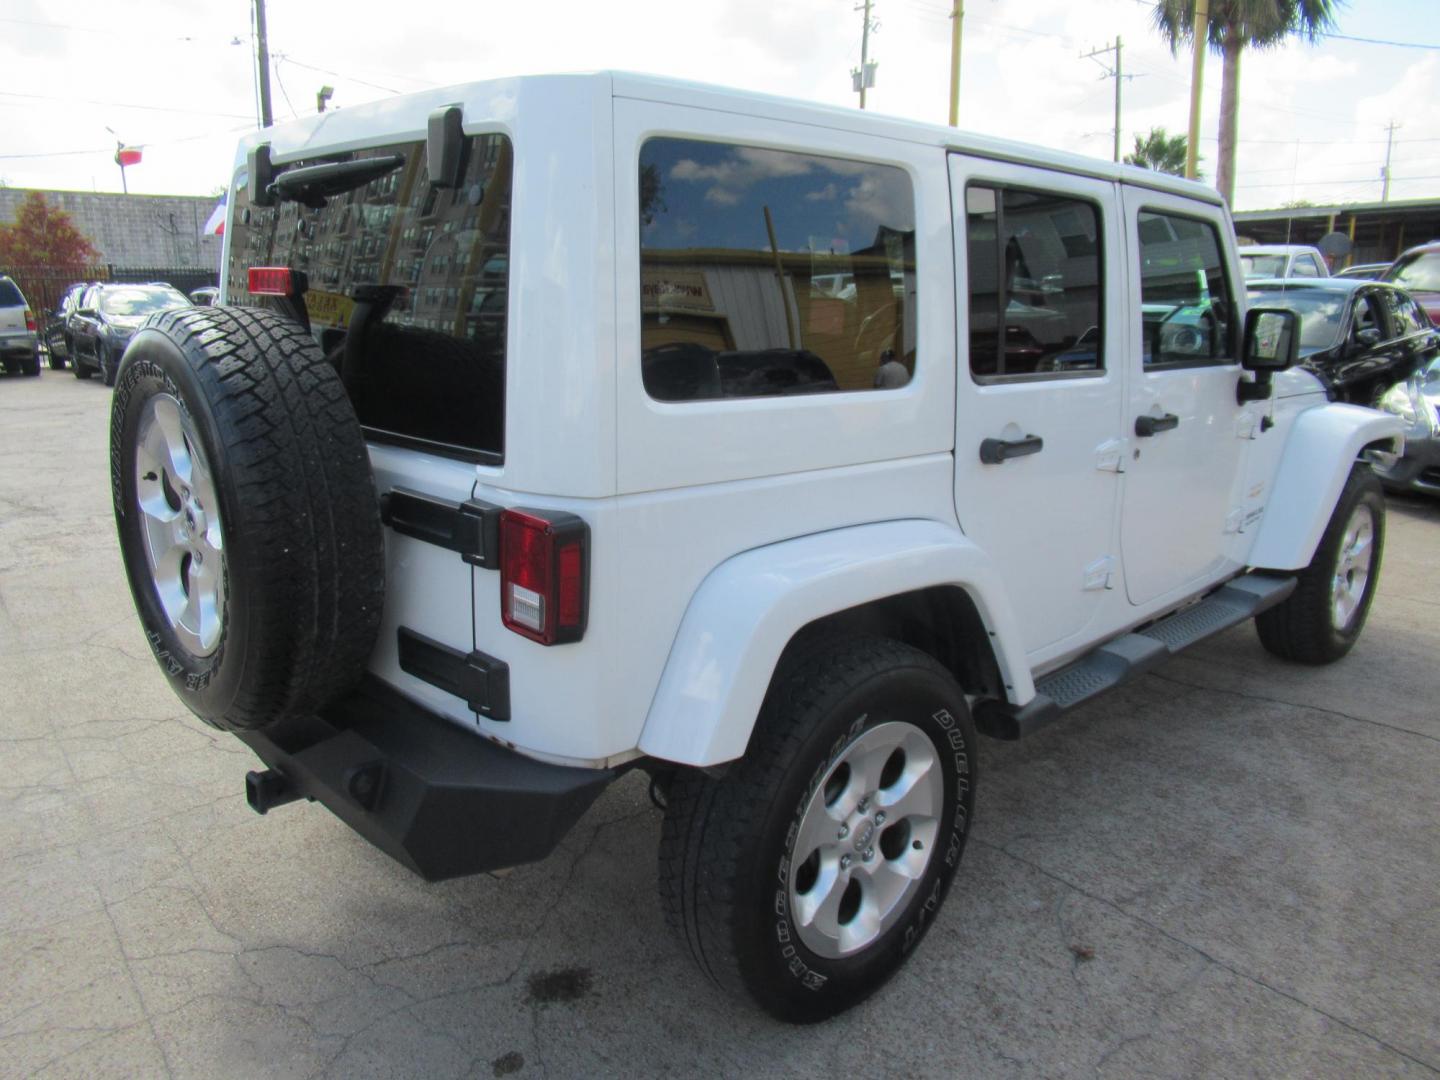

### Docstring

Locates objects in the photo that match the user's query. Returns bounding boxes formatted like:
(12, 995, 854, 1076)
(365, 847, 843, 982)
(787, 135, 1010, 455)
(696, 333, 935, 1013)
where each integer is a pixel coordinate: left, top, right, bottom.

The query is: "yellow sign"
(304, 289, 356, 328)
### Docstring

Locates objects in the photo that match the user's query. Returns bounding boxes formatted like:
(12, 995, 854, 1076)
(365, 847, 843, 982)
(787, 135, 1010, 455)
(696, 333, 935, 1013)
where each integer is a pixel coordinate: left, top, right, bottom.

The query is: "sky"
(1, 0, 1438, 213)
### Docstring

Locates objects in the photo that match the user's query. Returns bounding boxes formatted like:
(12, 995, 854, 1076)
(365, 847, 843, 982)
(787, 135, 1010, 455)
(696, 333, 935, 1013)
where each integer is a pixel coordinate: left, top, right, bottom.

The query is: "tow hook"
(245, 768, 302, 815)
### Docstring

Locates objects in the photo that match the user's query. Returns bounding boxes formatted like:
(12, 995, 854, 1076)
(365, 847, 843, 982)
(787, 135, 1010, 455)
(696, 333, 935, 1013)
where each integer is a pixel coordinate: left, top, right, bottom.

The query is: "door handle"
(1135, 413, 1179, 437)
(979, 434, 1044, 464)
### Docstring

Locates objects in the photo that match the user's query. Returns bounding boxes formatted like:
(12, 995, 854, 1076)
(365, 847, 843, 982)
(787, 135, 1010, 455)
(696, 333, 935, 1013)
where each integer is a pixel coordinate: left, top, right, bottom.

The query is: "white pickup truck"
(107, 73, 1403, 1022)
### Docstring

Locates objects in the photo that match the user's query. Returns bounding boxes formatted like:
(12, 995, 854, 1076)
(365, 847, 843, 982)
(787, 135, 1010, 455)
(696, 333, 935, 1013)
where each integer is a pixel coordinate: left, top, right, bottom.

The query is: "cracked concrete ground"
(2, 368, 1438, 1079)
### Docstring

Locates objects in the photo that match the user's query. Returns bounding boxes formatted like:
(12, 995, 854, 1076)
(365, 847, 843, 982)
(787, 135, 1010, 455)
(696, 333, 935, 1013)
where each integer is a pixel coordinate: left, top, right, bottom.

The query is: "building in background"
(1233, 198, 1440, 271)
(0, 188, 221, 270)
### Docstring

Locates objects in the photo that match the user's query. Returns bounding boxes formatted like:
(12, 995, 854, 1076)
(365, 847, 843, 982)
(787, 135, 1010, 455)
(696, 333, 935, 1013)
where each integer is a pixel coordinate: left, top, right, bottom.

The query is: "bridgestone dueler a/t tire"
(659, 635, 976, 1023)
(1255, 464, 1385, 665)
(110, 306, 385, 732)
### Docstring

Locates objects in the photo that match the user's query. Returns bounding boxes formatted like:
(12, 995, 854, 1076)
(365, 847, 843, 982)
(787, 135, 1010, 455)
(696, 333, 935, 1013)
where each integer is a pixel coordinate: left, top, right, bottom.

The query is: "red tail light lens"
(248, 266, 297, 295)
(500, 509, 588, 645)
(24, 310, 36, 332)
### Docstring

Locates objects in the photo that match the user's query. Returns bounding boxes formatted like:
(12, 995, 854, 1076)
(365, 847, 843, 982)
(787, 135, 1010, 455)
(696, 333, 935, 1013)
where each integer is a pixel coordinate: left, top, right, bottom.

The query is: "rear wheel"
(1256, 464, 1385, 664)
(660, 635, 976, 1022)
(22, 352, 41, 376)
(73, 344, 90, 379)
(100, 343, 117, 386)
(110, 305, 385, 731)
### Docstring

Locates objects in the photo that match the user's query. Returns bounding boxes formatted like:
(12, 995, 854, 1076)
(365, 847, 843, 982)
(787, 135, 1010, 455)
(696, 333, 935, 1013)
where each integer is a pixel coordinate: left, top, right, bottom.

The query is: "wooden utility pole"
(1381, 120, 1401, 203)
(1184, 0, 1209, 180)
(948, 0, 964, 126)
(1079, 38, 1126, 164)
(254, 0, 274, 128)
(854, 0, 876, 109)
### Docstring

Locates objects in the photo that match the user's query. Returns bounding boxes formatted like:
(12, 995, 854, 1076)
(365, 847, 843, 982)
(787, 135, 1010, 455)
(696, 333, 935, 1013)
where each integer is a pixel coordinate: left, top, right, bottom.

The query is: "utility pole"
(254, 0, 274, 128)
(1184, 0, 1209, 180)
(851, 0, 877, 109)
(1080, 38, 1127, 164)
(1381, 120, 1400, 203)
(948, 0, 964, 126)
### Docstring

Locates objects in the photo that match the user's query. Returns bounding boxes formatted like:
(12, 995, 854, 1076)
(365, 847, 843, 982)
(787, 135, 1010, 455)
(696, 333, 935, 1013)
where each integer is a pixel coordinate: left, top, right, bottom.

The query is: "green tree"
(0, 191, 97, 271)
(1153, 0, 1341, 204)
(1125, 127, 1199, 177)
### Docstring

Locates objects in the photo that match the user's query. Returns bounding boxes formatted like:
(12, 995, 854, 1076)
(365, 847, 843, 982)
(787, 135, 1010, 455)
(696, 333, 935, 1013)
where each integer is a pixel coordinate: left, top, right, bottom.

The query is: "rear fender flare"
(1247, 403, 1404, 570)
(636, 520, 1031, 767)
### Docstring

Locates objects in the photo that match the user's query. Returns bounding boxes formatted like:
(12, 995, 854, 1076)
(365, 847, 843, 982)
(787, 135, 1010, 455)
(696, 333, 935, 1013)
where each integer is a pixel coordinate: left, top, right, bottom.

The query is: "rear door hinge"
(380, 487, 501, 569)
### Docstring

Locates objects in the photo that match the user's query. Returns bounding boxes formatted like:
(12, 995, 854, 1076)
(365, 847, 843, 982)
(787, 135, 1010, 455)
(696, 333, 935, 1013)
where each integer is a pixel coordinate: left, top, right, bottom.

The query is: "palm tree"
(1153, 0, 1340, 204)
(1124, 127, 1198, 177)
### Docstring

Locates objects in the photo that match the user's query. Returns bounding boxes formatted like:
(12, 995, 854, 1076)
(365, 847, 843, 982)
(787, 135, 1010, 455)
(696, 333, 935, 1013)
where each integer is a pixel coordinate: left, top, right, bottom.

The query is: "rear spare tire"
(109, 305, 385, 731)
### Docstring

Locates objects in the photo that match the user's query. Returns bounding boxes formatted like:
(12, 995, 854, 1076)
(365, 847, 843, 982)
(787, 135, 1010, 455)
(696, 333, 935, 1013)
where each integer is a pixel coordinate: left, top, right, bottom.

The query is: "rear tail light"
(23, 310, 35, 332)
(500, 509, 588, 645)
(247, 266, 304, 296)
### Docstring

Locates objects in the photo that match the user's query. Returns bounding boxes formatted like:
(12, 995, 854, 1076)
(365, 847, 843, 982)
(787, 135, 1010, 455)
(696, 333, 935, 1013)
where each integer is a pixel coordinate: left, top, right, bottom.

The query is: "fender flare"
(1247, 403, 1404, 571)
(636, 520, 1031, 767)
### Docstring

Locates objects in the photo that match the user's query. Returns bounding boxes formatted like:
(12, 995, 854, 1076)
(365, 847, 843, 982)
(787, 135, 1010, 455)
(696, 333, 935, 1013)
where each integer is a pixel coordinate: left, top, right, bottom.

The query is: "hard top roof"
(236, 71, 1224, 209)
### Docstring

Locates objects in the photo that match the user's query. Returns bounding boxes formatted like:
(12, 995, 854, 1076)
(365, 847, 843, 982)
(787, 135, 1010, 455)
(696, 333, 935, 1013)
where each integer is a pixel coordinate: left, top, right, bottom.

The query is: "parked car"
(189, 285, 220, 306)
(43, 282, 90, 368)
(107, 72, 1404, 1023)
(1246, 277, 1438, 406)
(0, 275, 41, 376)
(1238, 244, 1330, 280)
(70, 282, 192, 385)
(1335, 262, 1390, 281)
(1374, 352, 1440, 496)
(1381, 241, 1440, 325)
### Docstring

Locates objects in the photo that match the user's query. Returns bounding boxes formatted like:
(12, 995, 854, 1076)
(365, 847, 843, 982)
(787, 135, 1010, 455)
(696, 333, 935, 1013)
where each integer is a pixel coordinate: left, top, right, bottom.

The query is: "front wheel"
(659, 635, 976, 1022)
(100, 343, 117, 386)
(1256, 464, 1385, 664)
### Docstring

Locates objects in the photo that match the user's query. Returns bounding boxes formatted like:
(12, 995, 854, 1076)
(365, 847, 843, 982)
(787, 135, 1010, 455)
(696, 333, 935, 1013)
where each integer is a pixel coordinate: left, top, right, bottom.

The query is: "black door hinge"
(380, 487, 500, 569)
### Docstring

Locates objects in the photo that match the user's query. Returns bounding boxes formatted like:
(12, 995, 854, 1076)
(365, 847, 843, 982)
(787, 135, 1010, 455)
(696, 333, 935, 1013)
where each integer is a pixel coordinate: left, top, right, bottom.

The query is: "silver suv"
(0, 276, 41, 376)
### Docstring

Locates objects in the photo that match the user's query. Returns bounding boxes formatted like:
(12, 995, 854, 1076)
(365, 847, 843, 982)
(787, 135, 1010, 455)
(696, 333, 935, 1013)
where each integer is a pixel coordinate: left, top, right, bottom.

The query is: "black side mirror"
(1354, 327, 1383, 349)
(1239, 306, 1300, 403)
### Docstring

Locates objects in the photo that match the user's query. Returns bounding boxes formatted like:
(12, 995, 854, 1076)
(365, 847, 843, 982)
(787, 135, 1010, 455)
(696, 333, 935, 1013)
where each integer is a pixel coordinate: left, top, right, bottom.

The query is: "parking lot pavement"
(2, 366, 1437, 1079)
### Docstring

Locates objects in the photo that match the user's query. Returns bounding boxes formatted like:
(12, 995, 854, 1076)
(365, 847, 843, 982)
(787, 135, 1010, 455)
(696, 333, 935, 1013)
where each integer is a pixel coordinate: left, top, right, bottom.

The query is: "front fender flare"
(1247, 403, 1404, 571)
(636, 520, 1031, 767)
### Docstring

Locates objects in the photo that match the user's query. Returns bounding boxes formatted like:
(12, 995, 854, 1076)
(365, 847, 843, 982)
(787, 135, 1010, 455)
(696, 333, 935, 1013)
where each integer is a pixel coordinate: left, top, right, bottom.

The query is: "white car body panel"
(1245, 404, 1405, 570)
(637, 520, 1030, 766)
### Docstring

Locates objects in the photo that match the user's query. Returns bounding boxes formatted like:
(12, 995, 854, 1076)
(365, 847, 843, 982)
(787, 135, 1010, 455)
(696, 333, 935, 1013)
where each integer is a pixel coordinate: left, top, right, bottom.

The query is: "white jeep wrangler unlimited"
(108, 73, 1403, 1022)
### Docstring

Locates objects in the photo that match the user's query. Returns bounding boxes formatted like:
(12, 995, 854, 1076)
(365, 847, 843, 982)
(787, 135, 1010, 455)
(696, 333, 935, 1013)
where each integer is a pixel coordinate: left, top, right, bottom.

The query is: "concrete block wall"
(0, 188, 222, 270)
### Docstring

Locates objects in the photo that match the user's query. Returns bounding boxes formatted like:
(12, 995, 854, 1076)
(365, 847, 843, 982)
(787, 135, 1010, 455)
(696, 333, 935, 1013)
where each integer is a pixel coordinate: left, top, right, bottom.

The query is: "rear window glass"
(226, 134, 512, 461)
(0, 280, 23, 307)
(638, 138, 916, 401)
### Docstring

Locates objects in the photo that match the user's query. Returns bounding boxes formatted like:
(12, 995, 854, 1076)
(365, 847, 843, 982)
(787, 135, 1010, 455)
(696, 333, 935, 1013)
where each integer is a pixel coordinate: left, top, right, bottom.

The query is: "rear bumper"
(236, 678, 617, 881)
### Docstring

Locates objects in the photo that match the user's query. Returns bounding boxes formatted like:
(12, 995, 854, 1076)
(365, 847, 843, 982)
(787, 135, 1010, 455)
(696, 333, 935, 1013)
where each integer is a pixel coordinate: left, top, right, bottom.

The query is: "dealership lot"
(2, 369, 1437, 1079)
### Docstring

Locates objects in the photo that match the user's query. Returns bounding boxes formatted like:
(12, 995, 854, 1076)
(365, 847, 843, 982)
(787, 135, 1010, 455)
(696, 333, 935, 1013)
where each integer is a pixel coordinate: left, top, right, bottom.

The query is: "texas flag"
(203, 192, 227, 237)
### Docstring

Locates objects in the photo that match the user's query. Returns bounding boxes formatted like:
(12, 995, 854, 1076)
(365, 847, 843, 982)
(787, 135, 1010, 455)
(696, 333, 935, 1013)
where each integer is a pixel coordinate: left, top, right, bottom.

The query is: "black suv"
(44, 282, 90, 369)
(71, 283, 191, 385)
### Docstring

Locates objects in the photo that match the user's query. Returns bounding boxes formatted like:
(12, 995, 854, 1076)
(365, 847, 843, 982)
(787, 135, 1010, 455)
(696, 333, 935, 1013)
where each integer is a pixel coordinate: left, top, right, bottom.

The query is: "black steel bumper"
(236, 679, 617, 881)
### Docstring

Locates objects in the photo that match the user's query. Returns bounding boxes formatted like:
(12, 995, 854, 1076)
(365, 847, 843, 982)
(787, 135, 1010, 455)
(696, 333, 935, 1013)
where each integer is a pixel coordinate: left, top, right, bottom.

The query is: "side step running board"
(974, 573, 1296, 740)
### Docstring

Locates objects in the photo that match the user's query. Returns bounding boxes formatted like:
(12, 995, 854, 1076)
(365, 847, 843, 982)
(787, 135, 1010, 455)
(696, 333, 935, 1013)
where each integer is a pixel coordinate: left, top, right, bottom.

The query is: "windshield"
(1247, 289, 1347, 351)
(99, 288, 189, 316)
(1240, 254, 1287, 279)
(1386, 252, 1440, 293)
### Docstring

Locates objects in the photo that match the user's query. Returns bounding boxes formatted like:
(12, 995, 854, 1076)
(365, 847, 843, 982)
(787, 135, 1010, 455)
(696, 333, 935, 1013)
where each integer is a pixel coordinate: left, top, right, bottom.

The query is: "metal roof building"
(1233, 197, 1440, 270)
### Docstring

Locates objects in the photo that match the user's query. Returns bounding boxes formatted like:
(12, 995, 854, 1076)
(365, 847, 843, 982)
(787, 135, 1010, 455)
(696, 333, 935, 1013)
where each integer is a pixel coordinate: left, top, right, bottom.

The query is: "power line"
(0, 90, 253, 120)
(0, 124, 254, 161)
(1320, 31, 1440, 51)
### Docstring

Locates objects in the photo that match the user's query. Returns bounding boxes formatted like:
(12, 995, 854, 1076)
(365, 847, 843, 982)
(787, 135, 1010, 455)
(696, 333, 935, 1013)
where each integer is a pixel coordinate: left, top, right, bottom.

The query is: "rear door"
(224, 130, 514, 726)
(1119, 187, 1250, 607)
(950, 156, 1126, 665)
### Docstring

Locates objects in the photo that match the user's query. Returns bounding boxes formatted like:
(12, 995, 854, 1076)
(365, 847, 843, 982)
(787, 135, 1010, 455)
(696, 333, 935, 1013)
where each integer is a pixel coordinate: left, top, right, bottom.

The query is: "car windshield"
(1241, 254, 1287, 279)
(99, 288, 189, 316)
(1247, 288, 1347, 351)
(1386, 252, 1440, 292)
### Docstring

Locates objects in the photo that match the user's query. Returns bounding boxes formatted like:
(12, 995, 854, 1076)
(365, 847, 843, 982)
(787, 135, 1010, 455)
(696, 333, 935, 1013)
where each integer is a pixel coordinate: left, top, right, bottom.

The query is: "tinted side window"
(1138, 211, 1235, 366)
(638, 138, 916, 401)
(227, 135, 512, 460)
(1381, 287, 1428, 335)
(0, 280, 23, 307)
(965, 185, 1103, 378)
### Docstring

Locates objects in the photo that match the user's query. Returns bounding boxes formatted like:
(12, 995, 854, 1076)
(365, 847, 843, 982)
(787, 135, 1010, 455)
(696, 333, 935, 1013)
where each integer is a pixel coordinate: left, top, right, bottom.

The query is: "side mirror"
(1243, 307, 1300, 371)
(1239, 306, 1300, 403)
(1354, 327, 1383, 349)
(76, 307, 96, 317)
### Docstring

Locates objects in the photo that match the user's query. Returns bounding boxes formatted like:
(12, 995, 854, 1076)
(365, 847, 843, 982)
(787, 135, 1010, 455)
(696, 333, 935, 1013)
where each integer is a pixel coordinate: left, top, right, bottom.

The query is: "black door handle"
(1135, 413, 1179, 437)
(979, 434, 1044, 464)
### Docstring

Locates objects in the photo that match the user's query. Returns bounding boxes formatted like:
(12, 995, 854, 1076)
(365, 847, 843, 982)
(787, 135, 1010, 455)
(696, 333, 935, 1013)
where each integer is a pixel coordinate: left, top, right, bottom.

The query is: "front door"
(949, 156, 1125, 665)
(1119, 187, 1250, 607)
